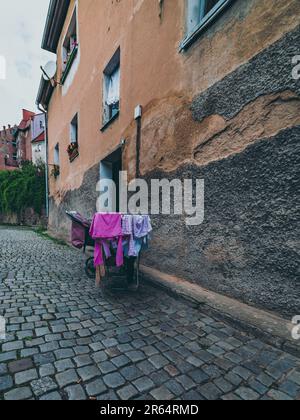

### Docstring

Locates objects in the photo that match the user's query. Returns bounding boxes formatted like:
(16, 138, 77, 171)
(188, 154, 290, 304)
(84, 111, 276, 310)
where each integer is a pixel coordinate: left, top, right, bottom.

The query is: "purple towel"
(133, 215, 152, 238)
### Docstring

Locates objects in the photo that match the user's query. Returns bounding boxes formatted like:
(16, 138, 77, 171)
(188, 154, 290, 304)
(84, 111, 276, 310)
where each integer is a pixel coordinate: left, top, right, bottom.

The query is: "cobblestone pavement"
(0, 227, 299, 401)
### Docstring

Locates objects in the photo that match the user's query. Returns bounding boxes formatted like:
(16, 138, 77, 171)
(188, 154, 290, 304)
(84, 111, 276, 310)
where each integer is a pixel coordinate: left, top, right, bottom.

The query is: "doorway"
(100, 147, 122, 212)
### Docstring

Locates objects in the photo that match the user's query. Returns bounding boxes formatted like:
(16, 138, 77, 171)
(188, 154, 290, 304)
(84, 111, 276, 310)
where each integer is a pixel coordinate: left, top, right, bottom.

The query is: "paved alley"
(0, 227, 299, 400)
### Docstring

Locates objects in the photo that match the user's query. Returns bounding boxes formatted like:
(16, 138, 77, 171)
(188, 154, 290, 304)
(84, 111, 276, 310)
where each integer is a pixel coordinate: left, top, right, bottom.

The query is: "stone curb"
(141, 265, 300, 358)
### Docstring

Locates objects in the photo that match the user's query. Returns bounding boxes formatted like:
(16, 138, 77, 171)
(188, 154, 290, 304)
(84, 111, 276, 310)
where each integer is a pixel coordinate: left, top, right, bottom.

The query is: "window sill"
(101, 111, 120, 132)
(180, 0, 233, 51)
(61, 45, 79, 85)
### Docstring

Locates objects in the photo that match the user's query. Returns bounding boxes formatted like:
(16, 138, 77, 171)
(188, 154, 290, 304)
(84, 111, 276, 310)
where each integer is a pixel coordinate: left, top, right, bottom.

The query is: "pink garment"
(70, 213, 91, 250)
(89, 213, 124, 267)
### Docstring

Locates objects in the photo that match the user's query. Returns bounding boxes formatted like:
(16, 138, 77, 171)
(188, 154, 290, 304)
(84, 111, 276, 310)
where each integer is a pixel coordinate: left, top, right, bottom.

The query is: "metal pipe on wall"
(135, 116, 142, 179)
(37, 104, 49, 218)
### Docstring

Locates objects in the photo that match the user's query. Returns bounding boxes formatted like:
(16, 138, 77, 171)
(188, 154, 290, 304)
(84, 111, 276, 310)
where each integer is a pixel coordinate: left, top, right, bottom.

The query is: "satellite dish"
(41, 61, 57, 81)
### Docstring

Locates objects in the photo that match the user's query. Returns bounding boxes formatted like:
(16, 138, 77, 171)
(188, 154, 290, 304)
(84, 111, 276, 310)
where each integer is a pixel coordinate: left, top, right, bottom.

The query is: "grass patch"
(34, 227, 68, 247)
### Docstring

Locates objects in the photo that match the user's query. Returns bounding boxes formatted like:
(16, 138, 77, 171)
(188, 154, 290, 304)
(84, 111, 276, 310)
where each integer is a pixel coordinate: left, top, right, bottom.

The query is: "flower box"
(51, 165, 60, 179)
(67, 143, 79, 163)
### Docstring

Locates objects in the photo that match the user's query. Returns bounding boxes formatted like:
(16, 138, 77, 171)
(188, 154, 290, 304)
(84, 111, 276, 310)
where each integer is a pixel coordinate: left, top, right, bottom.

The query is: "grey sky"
(0, 0, 53, 127)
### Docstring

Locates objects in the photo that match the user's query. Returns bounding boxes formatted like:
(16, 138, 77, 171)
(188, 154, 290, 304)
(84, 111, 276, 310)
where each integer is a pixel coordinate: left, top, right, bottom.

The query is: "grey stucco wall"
(141, 25, 300, 318)
(191, 25, 300, 122)
(143, 126, 300, 318)
(48, 163, 99, 240)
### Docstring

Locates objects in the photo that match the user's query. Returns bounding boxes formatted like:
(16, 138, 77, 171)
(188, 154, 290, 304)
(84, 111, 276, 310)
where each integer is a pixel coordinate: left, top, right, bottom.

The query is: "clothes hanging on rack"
(89, 213, 124, 268)
(122, 215, 136, 257)
(90, 213, 152, 267)
(122, 215, 152, 257)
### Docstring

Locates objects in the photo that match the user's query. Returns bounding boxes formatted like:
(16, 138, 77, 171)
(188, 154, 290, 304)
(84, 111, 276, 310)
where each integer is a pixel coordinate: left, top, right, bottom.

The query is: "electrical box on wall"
(134, 105, 142, 120)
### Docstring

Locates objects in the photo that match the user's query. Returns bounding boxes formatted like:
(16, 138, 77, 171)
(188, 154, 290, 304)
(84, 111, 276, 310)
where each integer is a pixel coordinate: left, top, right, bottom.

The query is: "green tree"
(0, 161, 46, 217)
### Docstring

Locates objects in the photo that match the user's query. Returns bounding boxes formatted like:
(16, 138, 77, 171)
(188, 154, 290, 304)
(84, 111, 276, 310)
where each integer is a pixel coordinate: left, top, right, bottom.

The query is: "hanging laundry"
(122, 215, 136, 257)
(122, 215, 152, 257)
(133, 215, 152, 239)
(89, 213, 124, 267)
(132, 215, 152, 256)
(89, 213, 152, 268)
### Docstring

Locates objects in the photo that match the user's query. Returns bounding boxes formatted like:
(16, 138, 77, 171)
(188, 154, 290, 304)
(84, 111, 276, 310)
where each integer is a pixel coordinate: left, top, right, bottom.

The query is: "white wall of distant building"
(32, 141, 46, 165)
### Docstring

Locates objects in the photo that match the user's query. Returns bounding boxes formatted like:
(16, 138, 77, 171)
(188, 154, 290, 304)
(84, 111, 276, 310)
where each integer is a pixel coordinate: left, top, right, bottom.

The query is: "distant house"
(0, 124, 19, 171)
(31, 113, 46, 164)
(0, 109, 35, 171)
(15, 109, 35, 164)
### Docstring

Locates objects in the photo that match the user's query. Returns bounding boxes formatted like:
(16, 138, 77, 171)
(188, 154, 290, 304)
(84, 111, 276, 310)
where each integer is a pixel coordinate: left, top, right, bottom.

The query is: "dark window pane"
(204, 0, 220, 15)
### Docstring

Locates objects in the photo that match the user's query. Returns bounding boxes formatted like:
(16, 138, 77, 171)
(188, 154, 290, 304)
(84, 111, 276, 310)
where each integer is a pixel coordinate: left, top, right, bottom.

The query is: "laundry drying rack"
(66, 211, 141, 291)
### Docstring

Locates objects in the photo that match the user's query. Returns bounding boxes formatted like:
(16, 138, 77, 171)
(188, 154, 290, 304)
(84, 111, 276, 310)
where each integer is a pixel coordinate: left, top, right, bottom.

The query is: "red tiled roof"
(18, 109, 35, 131)
(32, 132, 45, 143)
(23, 109, 35, 120)
(18, 120, 29, 130)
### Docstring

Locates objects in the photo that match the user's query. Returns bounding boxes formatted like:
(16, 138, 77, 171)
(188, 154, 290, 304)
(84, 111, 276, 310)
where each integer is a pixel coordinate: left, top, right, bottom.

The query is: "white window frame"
(102, 48, 121, 128)
(180, 0, 234, 51)
(61, 4, 79, 84)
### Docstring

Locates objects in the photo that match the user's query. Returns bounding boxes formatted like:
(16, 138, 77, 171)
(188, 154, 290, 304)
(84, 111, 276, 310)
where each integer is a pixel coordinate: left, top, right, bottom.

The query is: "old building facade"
(31, 113, 46, 165)
(37, 0, 300, 317)
(0, 124, 18, 171)
(15, 109, 35, 164)
(0, 109, 35, 171)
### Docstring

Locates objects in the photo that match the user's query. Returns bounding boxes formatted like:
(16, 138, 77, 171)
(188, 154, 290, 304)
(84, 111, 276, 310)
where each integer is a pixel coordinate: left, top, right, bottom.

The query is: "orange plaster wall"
(46, 0, 300, 204)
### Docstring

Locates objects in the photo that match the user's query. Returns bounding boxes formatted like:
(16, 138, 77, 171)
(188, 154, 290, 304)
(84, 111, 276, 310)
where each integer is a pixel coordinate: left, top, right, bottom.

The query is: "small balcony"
(61, 44, 78, 85)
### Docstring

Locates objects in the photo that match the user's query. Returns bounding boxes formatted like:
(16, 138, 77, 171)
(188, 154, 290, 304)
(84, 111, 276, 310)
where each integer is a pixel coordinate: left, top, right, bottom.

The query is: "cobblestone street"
(0, 227, 299, 400)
